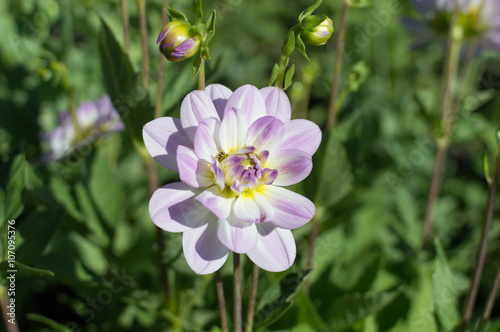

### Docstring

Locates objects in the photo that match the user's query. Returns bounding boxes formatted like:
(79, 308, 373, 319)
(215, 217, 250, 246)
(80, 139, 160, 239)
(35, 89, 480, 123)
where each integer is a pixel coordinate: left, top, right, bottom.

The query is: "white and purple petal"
(260, 87, 292, 123)
(149, 182, 213, 232)
(217, 212, 258, 254)
(143, 117, 192, 172)
(180, 90, 220, 142)
(224, 85, 267, 124)
(195, 185, 234, 221)
(206, 84, 233, 119)
(246, 116, 284, 154)
(177, 145, 215, 188)
(265, 149, 312, 186)
(233, 192, 274, 223)
(219, 108, 248, 152)
(183, 221, 229, 274)
(260, 185, 315, 229)
(280, 119, 322, 155)
(247, 223, 296, 272)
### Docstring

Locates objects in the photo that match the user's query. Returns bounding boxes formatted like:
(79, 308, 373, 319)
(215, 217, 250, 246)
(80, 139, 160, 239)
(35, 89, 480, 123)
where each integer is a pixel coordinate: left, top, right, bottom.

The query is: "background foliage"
(1, 0, 500, 331)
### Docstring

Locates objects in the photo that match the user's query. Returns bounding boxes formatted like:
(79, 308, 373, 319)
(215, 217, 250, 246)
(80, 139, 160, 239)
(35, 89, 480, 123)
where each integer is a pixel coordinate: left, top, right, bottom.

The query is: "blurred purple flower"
(143, 84, 322, 274)
(404, 0, 500, 50)
(41, 95, 124, 162)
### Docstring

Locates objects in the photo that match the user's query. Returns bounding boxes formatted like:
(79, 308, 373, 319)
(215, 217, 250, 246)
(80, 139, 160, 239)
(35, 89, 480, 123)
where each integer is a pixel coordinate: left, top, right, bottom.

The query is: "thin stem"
(216, 271, 229, 332)
(233, 253, 242, 332)
(198, 58, 205, 91)
(476, 264, 500, 332)
(68, 89, 82, 140)
(461, 154, 500, 331)
(1, 289, 19, 332)
(422, 0, 462, 247)
(274, 55, 288, 90)
(120, 0, 130, 53)
(326, 1, 349, 131)
(136, 0, 149, 89)
(245, 264, 260, 332)
(307, 214, 321, 271)
(155, 5, 168, 118)
(422, 144, 448, 247)
(147, 159, 170, 306)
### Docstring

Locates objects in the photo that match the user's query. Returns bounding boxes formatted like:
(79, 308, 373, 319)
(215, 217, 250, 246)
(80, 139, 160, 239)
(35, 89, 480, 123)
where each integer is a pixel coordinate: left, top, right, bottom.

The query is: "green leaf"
(327, 287, 403, 331)
(192, 51, 202, 77)
(432, 239, 461, 331)
(89, 144, 125, 228)
(281, 31, 295, 57)
(284, 64, 295, 90)
(193, 0, 203, 24)
(296, 291, 328, 331)
(300, 14, 327, 30)
(167, 7, 188, 21)
(5, 154, 27, 220)
(49, 176, 85, 222)
(0, 261, 54, 279)
(254, 270, 310, 328)
(75, 182, 109, 246)
(393, 186, 421, 250)
(16, 210, 61, 262)
(206, 9, 216, 43)
(461, 89, 495, 115)
(26, 313, 73, 332)
(298, 0, 323, 23)
(295, 35, 310, 61)
(309, 132, 353, 208)
(98, 17, 154, 146)
(269, 63, 280, 86)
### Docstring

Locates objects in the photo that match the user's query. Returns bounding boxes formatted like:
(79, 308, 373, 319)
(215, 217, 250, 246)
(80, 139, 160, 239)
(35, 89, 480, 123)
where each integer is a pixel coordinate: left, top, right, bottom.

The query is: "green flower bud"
(301, 17, 334, 46)
(157, 21, 201, 62)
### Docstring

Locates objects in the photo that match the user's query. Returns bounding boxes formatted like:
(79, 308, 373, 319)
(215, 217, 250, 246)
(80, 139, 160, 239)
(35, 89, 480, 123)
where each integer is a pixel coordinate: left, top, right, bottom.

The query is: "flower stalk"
(198, 58, 205, 91)
(460, 151, 500, 331)
(274, 55, 288, 90)
(120, 0, 130, 53)
(422, 0, 462, 247)
(136, 0, 149, 89)
(233, 253, 242, 332)
(216, 271, 229, 332)
(326, 0, 349, 132)
(476, 264, 500, 332)
(155, 5, 168, 119)
(245, 264, 260, 332)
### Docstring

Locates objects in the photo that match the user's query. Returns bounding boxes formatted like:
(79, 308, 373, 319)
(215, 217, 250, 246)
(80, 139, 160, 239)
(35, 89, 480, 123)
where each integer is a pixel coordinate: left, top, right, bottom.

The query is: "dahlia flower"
(41, 95, 124, 162)
(143, 84, 321, 274)
(406, 0, 500, 50)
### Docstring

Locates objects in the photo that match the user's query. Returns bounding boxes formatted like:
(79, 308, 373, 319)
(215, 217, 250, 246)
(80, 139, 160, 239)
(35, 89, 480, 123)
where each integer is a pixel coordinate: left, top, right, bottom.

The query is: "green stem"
(68, 89, 82, 141)
(155, 5, 168, 118)
(216, 271, 229, 332)
(245, 264, 259, 332)
(120, 0, 130, 53)
(198, 58, 206, 91)
(422, 0, 462, 247)
(233, 253, 242, 332)
(476, 264, 500, 332)
(136, 0, 149, 89)
(326, 0, 349, 131)
(460, 153, 500, 331)
(274, 55, 288, 90)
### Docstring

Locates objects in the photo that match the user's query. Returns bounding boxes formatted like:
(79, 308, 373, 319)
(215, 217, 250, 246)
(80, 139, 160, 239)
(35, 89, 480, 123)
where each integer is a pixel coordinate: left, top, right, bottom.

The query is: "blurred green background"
(1, 0, 500, 331)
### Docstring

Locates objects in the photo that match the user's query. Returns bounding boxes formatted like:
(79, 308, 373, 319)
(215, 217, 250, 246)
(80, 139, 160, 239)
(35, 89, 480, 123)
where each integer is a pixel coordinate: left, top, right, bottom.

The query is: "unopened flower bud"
(157, 21, 201, 62)
(302, 17, 334, 46)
